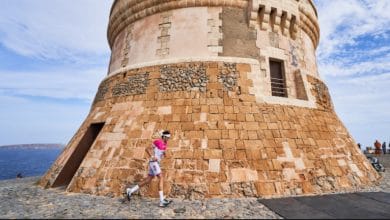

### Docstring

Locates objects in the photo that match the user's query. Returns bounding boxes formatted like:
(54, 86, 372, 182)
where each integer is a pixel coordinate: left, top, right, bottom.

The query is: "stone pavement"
(258, 192, 390, 219)
(256, 155, 390, 219)
(0, 155, 388, 219)
(0, 177, 280, 219)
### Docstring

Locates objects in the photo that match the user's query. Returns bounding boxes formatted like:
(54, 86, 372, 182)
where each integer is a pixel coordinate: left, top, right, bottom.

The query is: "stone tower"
(40, 0, 379, 199)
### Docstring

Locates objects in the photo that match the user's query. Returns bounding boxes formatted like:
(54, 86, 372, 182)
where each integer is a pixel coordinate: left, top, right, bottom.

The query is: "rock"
(173, 207, 186, 214)
(158, 64, 208, 92)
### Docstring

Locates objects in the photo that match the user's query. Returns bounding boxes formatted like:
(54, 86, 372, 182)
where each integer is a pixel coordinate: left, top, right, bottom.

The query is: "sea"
(0, 148, 62, 180)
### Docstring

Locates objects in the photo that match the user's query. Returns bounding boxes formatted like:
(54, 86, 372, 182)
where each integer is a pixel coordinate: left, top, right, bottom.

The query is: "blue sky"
(0, 0, 389, 149)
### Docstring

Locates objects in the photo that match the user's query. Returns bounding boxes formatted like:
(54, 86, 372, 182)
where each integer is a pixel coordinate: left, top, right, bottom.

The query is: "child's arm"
(146, 145, 157, 161)
(145, 145, 153, 158)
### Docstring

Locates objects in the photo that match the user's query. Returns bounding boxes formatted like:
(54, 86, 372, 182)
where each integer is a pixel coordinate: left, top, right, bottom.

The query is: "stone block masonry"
(156, 11, 172, 58)
(306, 75, 333, 110)
(40, 61, 380, 199)
(207, 8, 223, 55)
(120, 25, 133, 68)
(40, 0, 379, 201)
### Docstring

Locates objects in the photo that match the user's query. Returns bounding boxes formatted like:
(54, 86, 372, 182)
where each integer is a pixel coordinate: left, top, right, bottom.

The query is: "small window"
(270, 59, 287, 97)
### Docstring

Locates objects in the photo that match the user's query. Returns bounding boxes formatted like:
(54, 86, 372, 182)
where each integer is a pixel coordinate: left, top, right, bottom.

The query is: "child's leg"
(158, 175, 163, 192)
(127, 175, 153, 195)
(128, 161, 157, 194)
(157, 175, 171, 206)
(139, 175, 153, 187)
(157, 175, 164, 202)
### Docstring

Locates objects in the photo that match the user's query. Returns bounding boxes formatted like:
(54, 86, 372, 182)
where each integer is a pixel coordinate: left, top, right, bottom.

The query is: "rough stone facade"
(159, 64, 208, 92)
(112, 73, 150, 97)
(40, 0, 380, 199)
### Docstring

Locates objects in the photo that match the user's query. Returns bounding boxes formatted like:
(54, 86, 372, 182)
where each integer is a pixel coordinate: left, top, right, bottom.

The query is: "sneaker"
(159, 199, 171, 207)
(163, 198, 172, 203)
(126, 188, 132, 201)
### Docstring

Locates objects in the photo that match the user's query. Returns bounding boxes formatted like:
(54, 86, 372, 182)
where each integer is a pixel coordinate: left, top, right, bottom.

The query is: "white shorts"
(148, 161, 161, 177)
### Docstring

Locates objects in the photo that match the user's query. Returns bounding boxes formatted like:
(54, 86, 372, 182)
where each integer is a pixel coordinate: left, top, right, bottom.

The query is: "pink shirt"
(152, 139, 167, 161)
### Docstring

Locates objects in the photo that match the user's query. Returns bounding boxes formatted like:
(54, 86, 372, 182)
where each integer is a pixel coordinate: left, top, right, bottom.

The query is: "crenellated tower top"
(105, 0, 322, 104)
(108, 0, 319, 51)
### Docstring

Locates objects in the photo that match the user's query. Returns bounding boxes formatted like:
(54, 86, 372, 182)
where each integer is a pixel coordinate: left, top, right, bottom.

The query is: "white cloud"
(314, 0, 390, 148)
(0, 0, 112, 61)
(316, 0, 390, 61)
(319, 53, 390, 77)
(0, 67, 106, 100)
(329, 75, 390, 149)
(0, 94, 91, 145)
(0, 0, 388, 148)
(0, 1, 113, 145)
(0, 1, 112, 100)
(330, 73, 390, 110)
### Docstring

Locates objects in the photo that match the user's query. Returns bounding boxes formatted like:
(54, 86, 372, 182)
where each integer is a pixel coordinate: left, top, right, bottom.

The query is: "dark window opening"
(258, 5, 265, 30)
(270, 8, 277, 31)
(270, 59, 287, 97)
(290, 15, 297, 39)
(52, 122, 105, 188)
(281, 11, 288, 34)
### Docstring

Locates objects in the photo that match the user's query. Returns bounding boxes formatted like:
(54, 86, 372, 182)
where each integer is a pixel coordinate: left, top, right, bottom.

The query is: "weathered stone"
(40, 0, 380, 200)
(218, 63, 239, 91)
(159, 64, 208, 92)
(112, 73, 149, 96)
(93, 80, 109, 103)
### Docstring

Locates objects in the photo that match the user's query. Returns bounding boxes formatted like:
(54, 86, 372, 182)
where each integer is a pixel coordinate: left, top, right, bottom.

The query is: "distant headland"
(0, 144, 65, 150)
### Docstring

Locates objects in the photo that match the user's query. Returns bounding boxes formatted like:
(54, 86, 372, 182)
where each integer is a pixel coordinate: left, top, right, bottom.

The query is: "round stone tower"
(40, 0, 380, 199)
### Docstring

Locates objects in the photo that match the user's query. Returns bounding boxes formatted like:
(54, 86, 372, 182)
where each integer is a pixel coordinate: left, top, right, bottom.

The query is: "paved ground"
(256, 154, 390, 219)
(0, 154, 388, 219)
(0, 177, 281, 219)
(258, 192, 390, 219)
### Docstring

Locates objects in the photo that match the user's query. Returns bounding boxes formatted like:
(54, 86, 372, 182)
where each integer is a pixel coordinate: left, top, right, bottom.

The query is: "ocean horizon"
(0, 147, 62, 180)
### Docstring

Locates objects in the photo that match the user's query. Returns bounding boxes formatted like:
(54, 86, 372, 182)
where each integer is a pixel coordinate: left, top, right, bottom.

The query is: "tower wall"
(40, 0, 380, 199)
